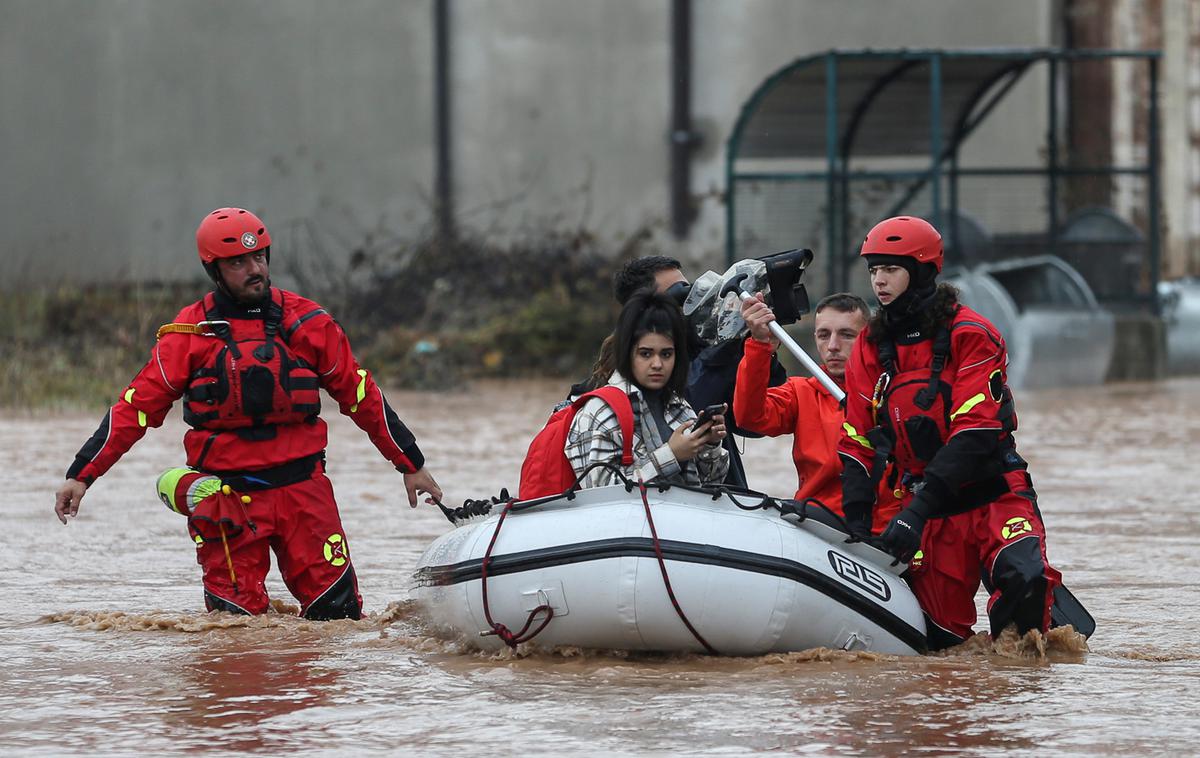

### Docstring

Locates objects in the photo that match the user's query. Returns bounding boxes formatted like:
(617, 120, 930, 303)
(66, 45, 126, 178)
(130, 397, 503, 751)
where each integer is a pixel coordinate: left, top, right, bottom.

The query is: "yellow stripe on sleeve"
(842, 422, 873, 450)
(950, 392, 987, 421)
(350, 369, 368, 413)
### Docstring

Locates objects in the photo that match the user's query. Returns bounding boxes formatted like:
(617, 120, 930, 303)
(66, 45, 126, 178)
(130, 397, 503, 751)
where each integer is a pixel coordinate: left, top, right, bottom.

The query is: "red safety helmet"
(195, 208, 271, 265)
(859, 216, 943, 272)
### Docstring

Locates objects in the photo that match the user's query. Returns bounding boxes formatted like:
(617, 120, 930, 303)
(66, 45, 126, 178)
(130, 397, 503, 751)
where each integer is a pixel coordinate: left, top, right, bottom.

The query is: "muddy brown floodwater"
(2, 377, 1198, 754)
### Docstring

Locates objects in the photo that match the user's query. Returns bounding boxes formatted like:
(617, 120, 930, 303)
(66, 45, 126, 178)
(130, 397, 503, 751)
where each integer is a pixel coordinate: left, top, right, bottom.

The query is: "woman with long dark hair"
(566, 289, 729, 488)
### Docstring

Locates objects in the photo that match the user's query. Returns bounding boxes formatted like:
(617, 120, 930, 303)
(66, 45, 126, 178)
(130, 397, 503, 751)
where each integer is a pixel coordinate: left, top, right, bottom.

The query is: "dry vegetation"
(2, 230, 633, 410)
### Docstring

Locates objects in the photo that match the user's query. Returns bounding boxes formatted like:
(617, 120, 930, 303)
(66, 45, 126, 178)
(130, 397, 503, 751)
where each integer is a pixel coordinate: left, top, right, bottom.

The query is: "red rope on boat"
(637, 480, 719, 655)
(479, 499, 555, 648)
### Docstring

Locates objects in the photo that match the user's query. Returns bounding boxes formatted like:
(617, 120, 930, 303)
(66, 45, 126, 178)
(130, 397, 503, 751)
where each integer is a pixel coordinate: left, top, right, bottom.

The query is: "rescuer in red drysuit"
(733, 291, 900, 534)
(54, 207, 443, 620)
(838, 216, 1062, 650)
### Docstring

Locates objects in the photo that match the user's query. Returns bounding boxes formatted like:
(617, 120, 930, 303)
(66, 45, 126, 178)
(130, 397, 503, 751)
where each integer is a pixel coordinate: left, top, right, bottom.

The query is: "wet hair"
(613, 255, 684, 305)
(814, 292, 871, 322)
(614, 288, 689, 395)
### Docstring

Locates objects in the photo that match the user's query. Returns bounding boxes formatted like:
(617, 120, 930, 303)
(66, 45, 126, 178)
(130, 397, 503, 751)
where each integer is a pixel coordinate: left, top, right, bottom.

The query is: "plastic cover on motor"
(683, 259, 769, 344)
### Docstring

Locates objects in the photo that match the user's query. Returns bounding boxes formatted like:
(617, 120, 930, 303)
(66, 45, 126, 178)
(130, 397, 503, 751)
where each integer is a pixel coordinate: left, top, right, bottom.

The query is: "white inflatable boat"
(413, 481, 928, 656)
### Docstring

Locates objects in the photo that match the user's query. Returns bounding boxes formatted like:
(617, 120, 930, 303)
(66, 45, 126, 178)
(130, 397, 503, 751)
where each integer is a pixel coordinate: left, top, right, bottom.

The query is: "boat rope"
(433, 492, 503, 526)
(667, 483, 875, 547)
(218, 523, 238, 594)
(477, 498, 555, 649)
(722, 489, 780, 511)
(636, 479, 720, 656)
(776, 497, 876, 546)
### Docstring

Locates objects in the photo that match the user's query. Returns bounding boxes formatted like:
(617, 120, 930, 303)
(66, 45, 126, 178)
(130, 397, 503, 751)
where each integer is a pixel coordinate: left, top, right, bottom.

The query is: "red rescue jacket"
(839, 303, 1017, 507)
(67, 287, 424, 483)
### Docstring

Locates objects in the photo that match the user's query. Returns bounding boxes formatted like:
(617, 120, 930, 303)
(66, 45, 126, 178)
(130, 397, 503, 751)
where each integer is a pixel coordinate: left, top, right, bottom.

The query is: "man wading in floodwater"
(54, 207, 442, 619)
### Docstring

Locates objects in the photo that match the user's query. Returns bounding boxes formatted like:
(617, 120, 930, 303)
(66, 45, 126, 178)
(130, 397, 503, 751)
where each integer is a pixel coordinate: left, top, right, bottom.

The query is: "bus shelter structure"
(725, 48, 1162, 312)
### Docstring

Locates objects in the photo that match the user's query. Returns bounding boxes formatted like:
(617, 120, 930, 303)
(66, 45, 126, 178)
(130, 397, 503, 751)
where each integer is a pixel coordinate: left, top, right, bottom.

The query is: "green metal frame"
(725, 48, 1163, 310)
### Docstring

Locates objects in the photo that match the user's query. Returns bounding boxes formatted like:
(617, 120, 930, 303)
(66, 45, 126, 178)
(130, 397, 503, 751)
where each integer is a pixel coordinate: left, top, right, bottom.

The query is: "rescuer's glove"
(878, 498, 932, 563)
(841, 501, 874, 541)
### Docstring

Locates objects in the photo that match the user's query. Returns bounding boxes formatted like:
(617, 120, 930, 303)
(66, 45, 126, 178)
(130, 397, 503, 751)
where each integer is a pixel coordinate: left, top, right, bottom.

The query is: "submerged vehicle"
(413, 476, 929, 656)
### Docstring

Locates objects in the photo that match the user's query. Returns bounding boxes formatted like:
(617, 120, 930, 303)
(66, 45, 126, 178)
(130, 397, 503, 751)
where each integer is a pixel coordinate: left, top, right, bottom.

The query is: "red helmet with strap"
(196, 208, 271, 264)
(859, 216, 943, 272)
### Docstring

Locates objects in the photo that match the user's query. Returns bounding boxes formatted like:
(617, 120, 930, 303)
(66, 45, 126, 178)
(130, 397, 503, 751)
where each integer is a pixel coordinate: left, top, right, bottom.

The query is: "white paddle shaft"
(733, 290, 846, 402)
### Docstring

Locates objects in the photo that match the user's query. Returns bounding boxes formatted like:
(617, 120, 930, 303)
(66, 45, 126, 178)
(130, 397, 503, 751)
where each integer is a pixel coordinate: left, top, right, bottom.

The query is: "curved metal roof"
(728, 48, 1159, 163)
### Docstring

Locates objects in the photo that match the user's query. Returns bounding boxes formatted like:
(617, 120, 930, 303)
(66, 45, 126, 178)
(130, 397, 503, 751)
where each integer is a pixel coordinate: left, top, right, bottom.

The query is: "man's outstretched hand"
(403, 467, 443, 508)
(54, 479, 88, 524)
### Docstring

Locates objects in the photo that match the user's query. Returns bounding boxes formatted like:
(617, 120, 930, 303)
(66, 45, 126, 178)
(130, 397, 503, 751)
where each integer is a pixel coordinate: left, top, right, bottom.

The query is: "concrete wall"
(450, 0, 1057, 268)
(1, 0, 432, 286)
(1, 0, 1055, 288)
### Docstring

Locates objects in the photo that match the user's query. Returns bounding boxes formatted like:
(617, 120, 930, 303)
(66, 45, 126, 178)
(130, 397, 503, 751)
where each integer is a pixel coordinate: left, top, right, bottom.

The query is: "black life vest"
(873, 318, 1017, 480)
(182, 292, 323, 438)
(874, 326, 952, 478)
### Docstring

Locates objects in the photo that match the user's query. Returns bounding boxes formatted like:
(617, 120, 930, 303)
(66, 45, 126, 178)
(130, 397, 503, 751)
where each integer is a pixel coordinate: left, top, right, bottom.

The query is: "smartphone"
(692, 403, 726, 429)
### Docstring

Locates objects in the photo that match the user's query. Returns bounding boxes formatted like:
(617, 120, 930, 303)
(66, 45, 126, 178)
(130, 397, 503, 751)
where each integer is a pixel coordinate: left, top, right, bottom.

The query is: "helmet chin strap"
(203, 261, 227, 291)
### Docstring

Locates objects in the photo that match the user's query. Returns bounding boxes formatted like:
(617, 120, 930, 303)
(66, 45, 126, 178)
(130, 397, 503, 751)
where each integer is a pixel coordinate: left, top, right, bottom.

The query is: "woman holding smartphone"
(566, 289, 729, 489)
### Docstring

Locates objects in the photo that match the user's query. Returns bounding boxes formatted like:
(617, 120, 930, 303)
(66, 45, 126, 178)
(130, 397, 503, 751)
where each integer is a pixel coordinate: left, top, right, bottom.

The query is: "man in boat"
(838, 215, 1062, 650)
(570, 256, 695, 397)
(53, 207, 442, 620)
(570, 255, 787, 488)
(733, 292, 900, 534)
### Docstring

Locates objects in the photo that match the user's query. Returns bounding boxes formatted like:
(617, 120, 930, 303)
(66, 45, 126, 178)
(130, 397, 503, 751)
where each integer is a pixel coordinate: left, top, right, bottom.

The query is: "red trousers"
(196, 473, 363, 619)
(906, 486, 1062, 647)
